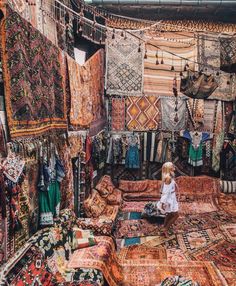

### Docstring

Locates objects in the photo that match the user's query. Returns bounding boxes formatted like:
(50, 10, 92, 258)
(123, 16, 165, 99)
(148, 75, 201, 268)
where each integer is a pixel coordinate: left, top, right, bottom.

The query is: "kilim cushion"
(71, 228, 97, 250)
(84, 190, 107, 218)
(96, 175, 115, 197)
(220, 180, 236, 194)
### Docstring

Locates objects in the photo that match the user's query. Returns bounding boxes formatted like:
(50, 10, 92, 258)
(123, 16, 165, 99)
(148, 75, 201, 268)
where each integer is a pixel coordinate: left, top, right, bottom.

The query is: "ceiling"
(86, 1, 236, 23)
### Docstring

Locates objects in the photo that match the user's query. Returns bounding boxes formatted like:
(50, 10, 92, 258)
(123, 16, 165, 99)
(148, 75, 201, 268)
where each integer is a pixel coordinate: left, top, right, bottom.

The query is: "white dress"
(157, 179, 179, 213)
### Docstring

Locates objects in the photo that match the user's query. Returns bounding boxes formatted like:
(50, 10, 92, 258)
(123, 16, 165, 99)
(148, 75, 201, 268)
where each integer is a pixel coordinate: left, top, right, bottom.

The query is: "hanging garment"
(125, 135, 140, 169)
(180, 130, 213, 167)
(38, 153, 65, 226)
(180, 71, 218, 99)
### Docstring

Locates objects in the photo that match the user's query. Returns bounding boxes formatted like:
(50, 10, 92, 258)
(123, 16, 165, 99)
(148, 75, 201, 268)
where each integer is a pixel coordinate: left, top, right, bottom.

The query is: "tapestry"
(177, 229, 222, 255)
(67, 236, 124, 286)
(87, 49, 105, 123)
(220, 36, 236, 73)
(1, 7, 67, 138)
(121, 261, 227, 286)
(203, 100, 217, 132)
(126, 96, 161, 131)
(197, 33, 236, 101)
(220, 224, 236, 243)
(187, 98, 205, 126)
(111, 97, 126, 131)
(143, 31, 196, 97)
(67, 55, 93, 127)
(161, 97, 187, 131)
(118, 245, 167, 261)
(1, 152, 25, 183)
(212, 101, 224, 172)
(106, 30, 143, 96)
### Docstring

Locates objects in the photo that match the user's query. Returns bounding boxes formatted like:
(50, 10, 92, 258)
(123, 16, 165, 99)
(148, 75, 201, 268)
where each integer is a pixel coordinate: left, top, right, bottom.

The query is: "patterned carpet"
(114, 179, 236, 285)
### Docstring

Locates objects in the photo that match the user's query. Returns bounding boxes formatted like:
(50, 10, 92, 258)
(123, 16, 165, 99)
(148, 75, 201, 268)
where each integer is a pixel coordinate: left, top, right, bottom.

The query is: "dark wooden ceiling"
(90, 3, 236, 24)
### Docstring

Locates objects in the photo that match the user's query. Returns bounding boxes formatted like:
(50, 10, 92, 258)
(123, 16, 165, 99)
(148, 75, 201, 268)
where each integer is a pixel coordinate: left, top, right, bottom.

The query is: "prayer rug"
(115, 219, 161, 238)
(1, 7, 67, 138)
(161, 97, 187, 131)
(121, 201, 147, 213)
(177, 229, 222, 255)
(106, 30, 143, 96)
(121, 261, 227, 286)
(143, 31, 196, 97)
(220, 224, 236, 243)
(197, 33, 236, 101)
(126, 96, 161, 131)
(67, 236, 124, 286)
(118, 245, 167, 261)
(111, 97, 126, 131)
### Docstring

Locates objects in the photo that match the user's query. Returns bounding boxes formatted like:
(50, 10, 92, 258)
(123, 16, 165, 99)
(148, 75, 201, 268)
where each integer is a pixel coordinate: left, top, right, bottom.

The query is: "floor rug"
(177, 229, 222, 255)
(220, 224, 236, 243)
(121, 261, 228, 286)
(115, 219, 161, 238)
(166, 248, 188, 262)
(116, 236, 165, 251)
(190, 238, 236, 286)
(118, 245, 167, 261)
(190, 238, 236, 270)
(118, 212, 142, 221)
(121, 201, 147, 213)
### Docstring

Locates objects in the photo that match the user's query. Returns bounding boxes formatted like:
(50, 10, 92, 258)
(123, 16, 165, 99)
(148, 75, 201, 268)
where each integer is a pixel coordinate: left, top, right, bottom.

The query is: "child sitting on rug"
(157, 162, 179, 237)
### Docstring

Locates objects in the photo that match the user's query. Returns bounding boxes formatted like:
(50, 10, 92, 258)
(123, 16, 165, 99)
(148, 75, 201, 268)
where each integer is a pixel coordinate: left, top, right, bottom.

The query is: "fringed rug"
(1, 6, 67, 138)
(106, 30, 143, 96)
(126, 96, 161, 131)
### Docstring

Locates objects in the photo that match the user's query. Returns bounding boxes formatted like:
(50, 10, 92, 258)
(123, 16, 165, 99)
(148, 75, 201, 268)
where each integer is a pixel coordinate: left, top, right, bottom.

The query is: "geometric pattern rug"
(126, 96, 161, 131)
(220, 224, 236, 243)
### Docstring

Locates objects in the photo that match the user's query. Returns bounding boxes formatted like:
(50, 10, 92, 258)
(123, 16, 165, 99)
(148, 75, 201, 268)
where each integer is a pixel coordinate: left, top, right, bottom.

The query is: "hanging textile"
(212, 101, 225, 172)
(144, 31, 196, 97)
(111, 97, 126, 131)
(1, 152, 25, 183)
(88, 49, 105, 123)
(126, 96, 161, 131)
(220, 36, 236, 73)
(180, 71, 218, 99)
(161, 97, 187, 131)
(197, 33, 236, 101)
(0, 116, 7, 158)
(1, 7, 67, 138)
(67, 55, 93, 127)
(187, 98, 205, 125)
(143, 132, 158, 162)
(106, 30, 144, 96)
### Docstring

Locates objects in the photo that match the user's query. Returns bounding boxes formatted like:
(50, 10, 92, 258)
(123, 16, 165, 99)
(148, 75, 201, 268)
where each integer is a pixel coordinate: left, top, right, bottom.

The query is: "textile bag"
(180, 71, 218, 99)
(220, 37, 236, 73)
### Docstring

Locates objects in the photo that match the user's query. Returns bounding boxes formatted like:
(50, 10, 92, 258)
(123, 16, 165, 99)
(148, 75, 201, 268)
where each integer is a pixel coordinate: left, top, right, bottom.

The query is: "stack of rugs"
(113, 176, 236, 286)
